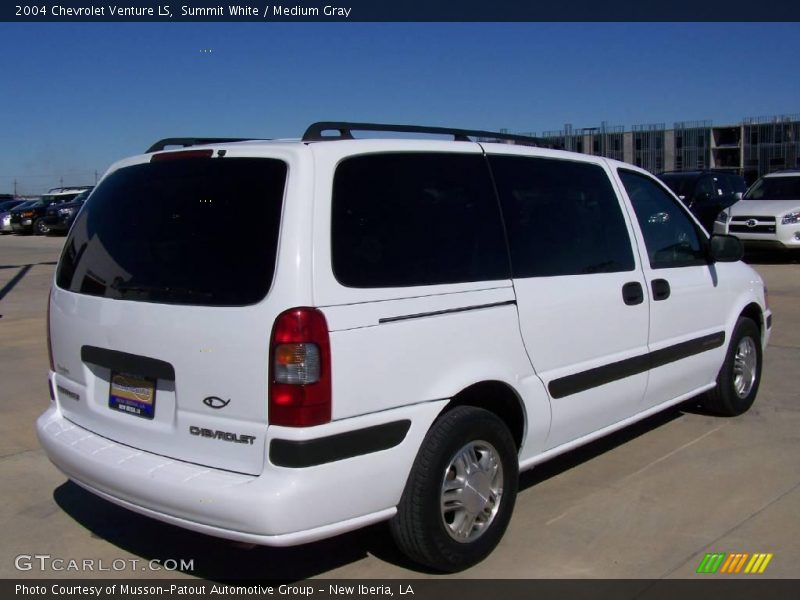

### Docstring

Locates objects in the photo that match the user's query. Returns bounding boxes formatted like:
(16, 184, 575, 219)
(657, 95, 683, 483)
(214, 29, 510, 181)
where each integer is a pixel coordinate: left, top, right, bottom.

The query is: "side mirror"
(710, 234, 743, 263)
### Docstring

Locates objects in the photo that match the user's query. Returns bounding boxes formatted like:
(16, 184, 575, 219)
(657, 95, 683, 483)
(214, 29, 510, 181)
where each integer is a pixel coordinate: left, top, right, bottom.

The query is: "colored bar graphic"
(700, 552, 773, 574)
(733, 553, 749, 573)
(719, 554, 737, 573)
(697, 553, 726, 574)
(744, 553, 774, 574)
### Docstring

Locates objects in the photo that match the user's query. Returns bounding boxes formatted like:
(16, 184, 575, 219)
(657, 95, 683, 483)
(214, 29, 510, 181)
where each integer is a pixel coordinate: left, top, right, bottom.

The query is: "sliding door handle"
(651, 279, 671, 301)
(622, 282, 644, 306)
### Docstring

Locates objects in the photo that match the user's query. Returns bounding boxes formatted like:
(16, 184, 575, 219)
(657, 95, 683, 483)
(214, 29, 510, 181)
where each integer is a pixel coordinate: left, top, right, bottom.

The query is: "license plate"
(109, 372, 156, 419)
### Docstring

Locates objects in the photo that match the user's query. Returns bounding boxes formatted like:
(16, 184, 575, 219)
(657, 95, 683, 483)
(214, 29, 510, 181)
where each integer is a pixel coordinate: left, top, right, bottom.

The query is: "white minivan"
(38, 122, 770, 572)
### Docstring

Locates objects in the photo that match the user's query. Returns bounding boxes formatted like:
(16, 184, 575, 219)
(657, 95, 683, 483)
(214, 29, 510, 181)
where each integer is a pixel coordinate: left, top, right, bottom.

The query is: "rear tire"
(704, 317, 762, 416)
(390, 406, 518, 572)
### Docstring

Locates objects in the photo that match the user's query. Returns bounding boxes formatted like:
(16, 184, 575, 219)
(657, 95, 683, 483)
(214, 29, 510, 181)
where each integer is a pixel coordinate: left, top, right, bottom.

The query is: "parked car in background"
(43, 189, 92, 235)
(0, 199, 26, 234)
(657, 170, 747, 232)
(7, 199, 41, 234)
(10, 186, 92, 235)
(715, 169, 800, 251)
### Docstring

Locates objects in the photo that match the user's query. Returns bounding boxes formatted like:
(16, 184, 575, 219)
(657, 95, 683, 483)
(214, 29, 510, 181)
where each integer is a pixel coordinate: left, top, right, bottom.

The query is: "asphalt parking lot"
(0, 234, 798, 580)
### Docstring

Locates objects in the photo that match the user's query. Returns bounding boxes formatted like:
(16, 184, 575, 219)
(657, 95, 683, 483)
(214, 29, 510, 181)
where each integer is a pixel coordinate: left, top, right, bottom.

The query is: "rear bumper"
(37, 399, 445, 546)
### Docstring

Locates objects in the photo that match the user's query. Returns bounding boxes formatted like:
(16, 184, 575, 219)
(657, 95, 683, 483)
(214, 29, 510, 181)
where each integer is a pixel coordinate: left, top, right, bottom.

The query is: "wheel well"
(740, 302, 764, 334)
(443, 381, 525, 450)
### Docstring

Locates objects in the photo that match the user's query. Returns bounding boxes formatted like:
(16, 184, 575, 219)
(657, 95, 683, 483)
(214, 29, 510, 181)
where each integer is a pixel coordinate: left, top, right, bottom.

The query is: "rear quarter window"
(331, 153, 510, 288)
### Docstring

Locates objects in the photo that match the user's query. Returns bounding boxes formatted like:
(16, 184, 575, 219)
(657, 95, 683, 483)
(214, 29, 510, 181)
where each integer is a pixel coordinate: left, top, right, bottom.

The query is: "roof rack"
(146, 137, 258, 153)
(45, 186, 93, 193)
(658, 168, 737, 175)
(302, 121, 559, 148)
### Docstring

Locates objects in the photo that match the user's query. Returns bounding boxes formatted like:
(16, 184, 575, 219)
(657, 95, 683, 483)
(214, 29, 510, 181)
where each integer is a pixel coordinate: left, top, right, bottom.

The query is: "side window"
(694, 176, 715, 203)
(712, 176, 728, 197)
(489, 155, 635, 277)
(619, 170, 707, 269)
(331, 153, 509, 288)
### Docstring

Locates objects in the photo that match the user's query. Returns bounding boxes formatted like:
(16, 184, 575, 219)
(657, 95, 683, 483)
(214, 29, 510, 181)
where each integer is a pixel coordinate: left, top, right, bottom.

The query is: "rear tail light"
(46, 289, 54, 372)
(269, 307, 331, 427)
(47, 289, 55, 401)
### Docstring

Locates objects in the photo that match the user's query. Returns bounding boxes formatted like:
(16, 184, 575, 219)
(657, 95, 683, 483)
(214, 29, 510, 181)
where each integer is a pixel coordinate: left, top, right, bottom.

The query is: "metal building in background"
(742, 114, 800, 184)
(540, 124, 579, 152)
(583, 122, 626, 161)
(631, 123, 666, 173)
(674, 121, 711, 170)
(520, 113, 799, 183)
(540, 122, 625, 160)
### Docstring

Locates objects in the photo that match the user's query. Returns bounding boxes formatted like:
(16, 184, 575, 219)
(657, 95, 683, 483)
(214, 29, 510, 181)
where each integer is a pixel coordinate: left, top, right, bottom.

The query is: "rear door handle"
(622, 282, 644, 306)
(651, 279, 671, 301)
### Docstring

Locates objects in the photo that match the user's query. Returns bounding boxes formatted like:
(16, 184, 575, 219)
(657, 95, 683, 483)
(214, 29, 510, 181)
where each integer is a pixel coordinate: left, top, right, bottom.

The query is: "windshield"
(57, 157, 287, 306)
(0, 200, 22, 211)
(42, 192, 82, 204)
(14, 200, 39, 210)
(658, 174, 695, 197)
(744, 176, 800, 201)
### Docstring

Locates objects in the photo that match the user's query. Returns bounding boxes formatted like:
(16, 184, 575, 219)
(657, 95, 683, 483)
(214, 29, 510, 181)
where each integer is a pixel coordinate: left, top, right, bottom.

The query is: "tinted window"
(42, 194, 81, 205)
(489, 156, 635, 277)
(0, 200, 22, 211)
(57, 157, 287, 306)
(619, 170, 707, 269)
(694, 176, 715, 201)
(332, 153, 509, 288)
(658, 173, 695, 198)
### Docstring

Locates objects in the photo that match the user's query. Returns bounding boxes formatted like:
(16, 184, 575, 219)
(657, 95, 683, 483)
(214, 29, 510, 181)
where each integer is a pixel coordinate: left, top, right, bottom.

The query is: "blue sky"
(2, 22, 799, 194)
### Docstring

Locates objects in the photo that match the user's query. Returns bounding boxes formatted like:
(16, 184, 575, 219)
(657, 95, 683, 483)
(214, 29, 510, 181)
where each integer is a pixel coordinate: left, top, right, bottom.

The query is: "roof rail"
(302, 121, 559, 148)
(146, 137, 257, 153)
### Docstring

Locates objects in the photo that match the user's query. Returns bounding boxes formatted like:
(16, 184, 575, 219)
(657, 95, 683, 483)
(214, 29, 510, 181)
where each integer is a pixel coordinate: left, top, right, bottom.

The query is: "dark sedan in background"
(42, 189, 91, 234)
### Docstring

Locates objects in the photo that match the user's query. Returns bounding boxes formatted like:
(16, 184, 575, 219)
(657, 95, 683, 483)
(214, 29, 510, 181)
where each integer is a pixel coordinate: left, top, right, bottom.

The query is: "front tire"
(704, 317, 762, 416)
(390, 406, 518, 572)
(33, 218, 49, 235)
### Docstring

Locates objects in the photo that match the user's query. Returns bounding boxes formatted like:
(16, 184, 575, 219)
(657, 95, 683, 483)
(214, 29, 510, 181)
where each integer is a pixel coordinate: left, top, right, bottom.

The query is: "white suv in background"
(715, 169, 800, 250)
(37, 122, 770, 572)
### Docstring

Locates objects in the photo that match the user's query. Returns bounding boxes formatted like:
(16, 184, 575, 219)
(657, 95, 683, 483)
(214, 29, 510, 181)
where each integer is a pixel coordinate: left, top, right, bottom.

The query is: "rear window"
(331, 153, 509, 288)
(57, 157, 287, 306)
